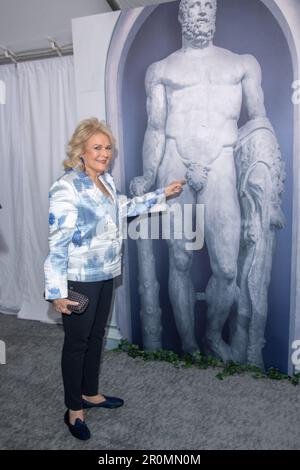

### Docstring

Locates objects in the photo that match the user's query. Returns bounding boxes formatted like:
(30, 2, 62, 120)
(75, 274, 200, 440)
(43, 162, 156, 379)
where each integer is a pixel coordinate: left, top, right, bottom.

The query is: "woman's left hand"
(164, 180, 186, 199)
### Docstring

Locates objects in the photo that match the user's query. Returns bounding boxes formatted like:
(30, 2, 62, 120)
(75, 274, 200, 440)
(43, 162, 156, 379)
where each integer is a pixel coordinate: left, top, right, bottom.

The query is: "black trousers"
(61, 279, 114, 410)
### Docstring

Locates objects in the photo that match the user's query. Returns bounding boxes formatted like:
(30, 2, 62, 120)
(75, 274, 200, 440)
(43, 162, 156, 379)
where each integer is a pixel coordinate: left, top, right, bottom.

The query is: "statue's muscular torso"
(154, 47, 247, 166)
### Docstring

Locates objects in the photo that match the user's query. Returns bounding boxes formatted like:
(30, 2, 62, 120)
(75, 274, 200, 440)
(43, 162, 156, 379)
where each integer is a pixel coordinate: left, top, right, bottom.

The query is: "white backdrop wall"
(0, 56, 77, 323)
(72, 12, 125, 344)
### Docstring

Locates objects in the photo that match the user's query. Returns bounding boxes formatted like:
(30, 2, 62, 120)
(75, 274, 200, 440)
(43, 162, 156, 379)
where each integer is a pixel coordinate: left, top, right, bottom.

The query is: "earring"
(76, 156, 85, 170)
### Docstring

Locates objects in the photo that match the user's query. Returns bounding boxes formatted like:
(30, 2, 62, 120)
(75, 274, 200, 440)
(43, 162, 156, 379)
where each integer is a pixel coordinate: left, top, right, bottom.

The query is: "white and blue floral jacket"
(44, 169, 167, 300)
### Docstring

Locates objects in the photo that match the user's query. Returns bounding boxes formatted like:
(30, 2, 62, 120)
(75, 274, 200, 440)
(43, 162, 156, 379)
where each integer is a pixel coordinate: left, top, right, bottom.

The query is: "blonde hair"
(63, 117, 116, 171)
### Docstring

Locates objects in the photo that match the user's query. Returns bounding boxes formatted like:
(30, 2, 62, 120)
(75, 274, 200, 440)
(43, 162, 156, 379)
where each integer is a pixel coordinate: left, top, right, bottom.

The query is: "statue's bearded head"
(179, 0, 217, 47)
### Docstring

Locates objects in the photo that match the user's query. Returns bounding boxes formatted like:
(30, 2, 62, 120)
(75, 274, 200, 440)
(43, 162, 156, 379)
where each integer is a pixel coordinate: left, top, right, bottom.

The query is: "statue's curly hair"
(178, 0, 217, 25)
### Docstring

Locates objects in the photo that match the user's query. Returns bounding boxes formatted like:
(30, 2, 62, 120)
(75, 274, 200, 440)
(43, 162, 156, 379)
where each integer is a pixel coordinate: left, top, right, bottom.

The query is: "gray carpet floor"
(0, 312, 299, 450)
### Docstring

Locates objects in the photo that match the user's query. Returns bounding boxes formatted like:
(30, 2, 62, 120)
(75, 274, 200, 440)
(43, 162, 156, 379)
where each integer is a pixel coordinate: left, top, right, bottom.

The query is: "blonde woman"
(44, 118, 185, 440)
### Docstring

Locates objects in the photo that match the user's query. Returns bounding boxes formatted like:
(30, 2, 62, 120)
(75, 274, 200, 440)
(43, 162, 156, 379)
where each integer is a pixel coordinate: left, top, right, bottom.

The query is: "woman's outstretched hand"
(164, 180, 186, 199)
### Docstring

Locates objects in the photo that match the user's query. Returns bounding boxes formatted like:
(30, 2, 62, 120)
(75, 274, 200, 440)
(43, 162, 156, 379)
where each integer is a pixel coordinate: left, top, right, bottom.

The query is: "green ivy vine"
(113, 339, 300, 386)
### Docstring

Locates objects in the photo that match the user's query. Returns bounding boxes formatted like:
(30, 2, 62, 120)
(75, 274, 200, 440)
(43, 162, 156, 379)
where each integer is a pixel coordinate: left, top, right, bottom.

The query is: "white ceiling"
(0, 0, 111, 54)
(114, 0, 175, 8)
(0, 0, 175, 60)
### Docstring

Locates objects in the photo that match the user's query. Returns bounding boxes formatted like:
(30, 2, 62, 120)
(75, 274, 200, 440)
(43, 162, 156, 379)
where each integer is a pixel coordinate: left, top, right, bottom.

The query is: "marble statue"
(130, 0, 285, 365)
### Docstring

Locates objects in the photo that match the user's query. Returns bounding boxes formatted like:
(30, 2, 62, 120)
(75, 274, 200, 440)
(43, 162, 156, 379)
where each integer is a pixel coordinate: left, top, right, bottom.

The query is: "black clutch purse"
(44, 288, 89, 314)
(67, 287, 89, 314)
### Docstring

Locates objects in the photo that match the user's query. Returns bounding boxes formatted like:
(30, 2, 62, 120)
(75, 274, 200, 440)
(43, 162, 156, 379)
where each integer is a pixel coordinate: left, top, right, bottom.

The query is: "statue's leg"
(166, 236, 198, 353)
(137, 237, 162, 351)
(158, 140, 199, 353)
(136, 139, 188, 351)
(199, 151, 241, 363)
(229, 240, 254, 363)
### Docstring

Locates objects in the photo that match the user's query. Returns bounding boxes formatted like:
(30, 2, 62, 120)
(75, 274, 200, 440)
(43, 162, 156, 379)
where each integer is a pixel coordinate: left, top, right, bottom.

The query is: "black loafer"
(82, 395, 124, 409)
(64, 410, 91, 440)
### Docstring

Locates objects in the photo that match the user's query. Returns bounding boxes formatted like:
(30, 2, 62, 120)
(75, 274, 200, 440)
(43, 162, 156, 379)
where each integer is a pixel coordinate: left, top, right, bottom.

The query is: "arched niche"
(106, 0, 300, 373)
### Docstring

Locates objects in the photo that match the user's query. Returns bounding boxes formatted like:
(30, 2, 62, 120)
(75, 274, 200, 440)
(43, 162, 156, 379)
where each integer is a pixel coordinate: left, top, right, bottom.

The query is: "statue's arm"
(238, 55, 286, 234)
(241, 54, 267, 121)
(130, 62, 167, 196)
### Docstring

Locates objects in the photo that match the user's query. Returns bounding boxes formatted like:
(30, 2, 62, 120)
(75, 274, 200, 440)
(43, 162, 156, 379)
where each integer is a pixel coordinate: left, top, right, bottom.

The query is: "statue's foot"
(182, 342, 200, 355)
(231, 332, 265, 369)
(143, 340, 163, 351)
(230, 346, 247, 364)
(143, 330, 163, 351)
(247, 346, 265, 370)
(203, 337, 233, 364)
(230, 335, 248, 364)
(230, 325, 249, 363)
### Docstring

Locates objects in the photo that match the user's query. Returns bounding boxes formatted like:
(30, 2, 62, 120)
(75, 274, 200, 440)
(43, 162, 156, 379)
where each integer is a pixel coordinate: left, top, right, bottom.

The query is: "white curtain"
(0, 56, 77, 323)
(0, 64, 24, 313)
